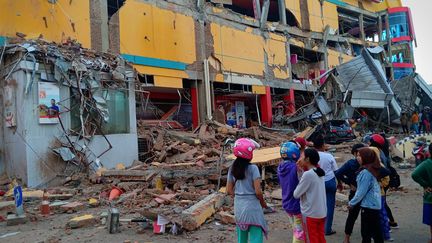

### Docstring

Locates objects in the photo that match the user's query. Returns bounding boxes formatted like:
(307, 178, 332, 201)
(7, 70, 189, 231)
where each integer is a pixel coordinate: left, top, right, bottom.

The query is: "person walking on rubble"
(422, 109, 431, 133)
(412, 111, 420, 134)
(227, 138, 272, 243)
(349, 147, 384, 243)
(278, 141, 305, 243)
(293, 148, 327, 243)
(400, 113, 409, 135)
(313, 135, 338, 236)
(335, 143, 366, 243)
(412, 143, 432, 243)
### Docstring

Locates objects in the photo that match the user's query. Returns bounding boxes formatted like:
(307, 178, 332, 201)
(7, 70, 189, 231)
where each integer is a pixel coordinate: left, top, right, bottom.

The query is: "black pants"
(384, 187, 395, 223)
(402, 124, 409, 134)
(361, 208, 384, 243)
(345, 190, 361, 235)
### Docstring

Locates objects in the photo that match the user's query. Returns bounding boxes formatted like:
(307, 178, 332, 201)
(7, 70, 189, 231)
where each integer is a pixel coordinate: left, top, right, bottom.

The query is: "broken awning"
(334, 48, 394, 109)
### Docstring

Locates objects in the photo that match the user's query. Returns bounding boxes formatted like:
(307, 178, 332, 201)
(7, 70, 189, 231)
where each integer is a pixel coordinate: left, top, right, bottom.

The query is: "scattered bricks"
(217, 211, 236, 225)
(7, 214, 28, 226)
(181, 193, 225, 231)
(154, 193, 176, 204)
(61, 202, 85, 213)
(179, 192, 201, 201)
(199, 190, 210, 196)
(49, 201, 70, 212)
(67, 214, 100, 229)
(194, 179, 209, 187)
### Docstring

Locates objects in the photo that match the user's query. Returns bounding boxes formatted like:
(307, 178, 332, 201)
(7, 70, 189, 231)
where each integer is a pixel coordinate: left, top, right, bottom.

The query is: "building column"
(190, 87, 199, 129)
(260, 86, 272, 127)
(284, 88, 296, 115)
(90, 0, 109, 52)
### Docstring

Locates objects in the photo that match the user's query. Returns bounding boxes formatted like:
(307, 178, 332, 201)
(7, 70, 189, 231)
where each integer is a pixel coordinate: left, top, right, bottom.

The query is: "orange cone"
(109, 186, 123, 201)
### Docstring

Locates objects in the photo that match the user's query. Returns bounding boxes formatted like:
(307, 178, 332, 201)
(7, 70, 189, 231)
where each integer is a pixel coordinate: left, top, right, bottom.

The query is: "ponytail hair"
(231, 157, 251, 180)
(304, 148, 325, 177)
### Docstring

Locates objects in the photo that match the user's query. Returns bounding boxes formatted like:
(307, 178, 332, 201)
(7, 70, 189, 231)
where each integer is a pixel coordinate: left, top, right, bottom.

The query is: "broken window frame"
(70, 87, 130, 135)
(215, 0, 299, 27)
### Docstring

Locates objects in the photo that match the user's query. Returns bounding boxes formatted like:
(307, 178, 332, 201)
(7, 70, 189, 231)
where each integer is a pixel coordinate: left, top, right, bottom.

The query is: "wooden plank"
(226, 147, 281, 166)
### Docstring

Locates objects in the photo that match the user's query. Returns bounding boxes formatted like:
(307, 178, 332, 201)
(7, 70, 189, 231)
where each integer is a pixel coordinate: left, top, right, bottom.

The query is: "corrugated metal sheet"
(334, 49, 394, 108)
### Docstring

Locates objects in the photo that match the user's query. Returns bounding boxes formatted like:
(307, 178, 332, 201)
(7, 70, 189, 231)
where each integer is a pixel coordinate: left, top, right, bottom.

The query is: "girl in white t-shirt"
(294, 148, 327, 243)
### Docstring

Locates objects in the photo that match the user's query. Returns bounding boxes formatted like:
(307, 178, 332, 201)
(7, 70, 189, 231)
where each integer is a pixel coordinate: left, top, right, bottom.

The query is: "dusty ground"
(0, 163, 429, 243)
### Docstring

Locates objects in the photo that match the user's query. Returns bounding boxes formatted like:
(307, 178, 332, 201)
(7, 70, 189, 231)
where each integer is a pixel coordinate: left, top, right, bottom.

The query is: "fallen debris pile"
(137, 121, 293, 165)
(0, 120, 294, 235)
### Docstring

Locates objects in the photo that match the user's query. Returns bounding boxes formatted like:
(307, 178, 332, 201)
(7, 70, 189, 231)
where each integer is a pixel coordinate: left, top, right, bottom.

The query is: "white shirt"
(318, 151, 338, 182)
(293, 169, 327, 218)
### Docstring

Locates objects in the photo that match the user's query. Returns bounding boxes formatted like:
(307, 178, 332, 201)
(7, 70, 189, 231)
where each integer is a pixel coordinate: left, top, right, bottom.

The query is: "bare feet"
(343, 235, 350, 243)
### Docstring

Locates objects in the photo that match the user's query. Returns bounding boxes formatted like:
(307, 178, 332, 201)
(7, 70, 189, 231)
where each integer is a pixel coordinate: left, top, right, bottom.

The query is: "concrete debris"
(217, 211, 236, 225)
(7, 214, 28, 226)
(67, 214, 100, 229)
(60, 201, 86, 213)
(181, 193, 225, 231)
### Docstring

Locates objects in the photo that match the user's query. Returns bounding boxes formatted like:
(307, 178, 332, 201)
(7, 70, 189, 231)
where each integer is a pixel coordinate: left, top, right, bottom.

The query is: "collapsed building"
(0, 40, 138, 187)
(1, 0, 432, 186)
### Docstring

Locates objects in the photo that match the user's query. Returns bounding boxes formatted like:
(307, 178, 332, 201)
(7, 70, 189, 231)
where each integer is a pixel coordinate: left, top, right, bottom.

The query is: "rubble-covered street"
(0, 148, 429, 243)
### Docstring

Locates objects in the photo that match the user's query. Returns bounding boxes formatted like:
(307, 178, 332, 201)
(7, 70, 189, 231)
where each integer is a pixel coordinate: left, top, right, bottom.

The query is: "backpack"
(388, 166, 401, 189)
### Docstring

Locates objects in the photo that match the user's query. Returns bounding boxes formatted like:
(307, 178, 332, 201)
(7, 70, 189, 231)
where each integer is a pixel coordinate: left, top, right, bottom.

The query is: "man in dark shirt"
(335, 143, 366, 243)
(48, 99, 60, 117)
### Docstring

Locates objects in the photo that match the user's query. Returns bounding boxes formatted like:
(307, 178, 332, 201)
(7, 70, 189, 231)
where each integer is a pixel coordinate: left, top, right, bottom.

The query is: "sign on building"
(38, 82, 60, 124)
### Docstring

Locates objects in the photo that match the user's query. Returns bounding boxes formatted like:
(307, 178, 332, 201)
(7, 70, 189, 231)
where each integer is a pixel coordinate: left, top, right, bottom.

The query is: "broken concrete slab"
(181, 193, 225, 231)
(7, 214, 28, 226)
(61, 202, 85, 213)
(67, 214, 100, 229)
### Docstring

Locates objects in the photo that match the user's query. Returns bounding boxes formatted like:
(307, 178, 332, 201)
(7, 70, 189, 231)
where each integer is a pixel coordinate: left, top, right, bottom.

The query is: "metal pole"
(260, 0, 270, 29)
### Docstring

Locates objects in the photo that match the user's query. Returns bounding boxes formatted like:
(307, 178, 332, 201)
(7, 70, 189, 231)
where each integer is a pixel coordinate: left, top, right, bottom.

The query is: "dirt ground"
(0, 162, 430, 243)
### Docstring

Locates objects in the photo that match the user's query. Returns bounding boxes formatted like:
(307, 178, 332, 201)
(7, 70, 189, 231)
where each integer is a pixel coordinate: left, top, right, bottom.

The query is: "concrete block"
(217, 211, 235, 225)
(67, 214, 100, 229)
(61, 202, 85, 213)
(181, 193, 225, 231)
(7, 214, 28, 226)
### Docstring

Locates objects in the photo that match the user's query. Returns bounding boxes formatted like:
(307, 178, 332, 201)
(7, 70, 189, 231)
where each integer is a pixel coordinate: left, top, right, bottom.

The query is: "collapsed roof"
(285, 48, 402, 124)
(392, 73, 432, 113)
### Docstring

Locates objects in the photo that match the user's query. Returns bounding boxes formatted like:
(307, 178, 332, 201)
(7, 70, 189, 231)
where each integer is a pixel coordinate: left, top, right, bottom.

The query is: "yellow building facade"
(0, 0, 404, 127)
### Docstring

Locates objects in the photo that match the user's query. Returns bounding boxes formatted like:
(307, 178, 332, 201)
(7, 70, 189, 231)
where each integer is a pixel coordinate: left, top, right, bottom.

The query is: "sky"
(402, 0, 432, 83)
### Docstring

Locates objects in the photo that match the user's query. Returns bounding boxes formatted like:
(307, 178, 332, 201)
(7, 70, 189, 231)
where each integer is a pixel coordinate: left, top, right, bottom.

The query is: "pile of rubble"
(137, 120, 293, 165)
(0, 122, 293, 234)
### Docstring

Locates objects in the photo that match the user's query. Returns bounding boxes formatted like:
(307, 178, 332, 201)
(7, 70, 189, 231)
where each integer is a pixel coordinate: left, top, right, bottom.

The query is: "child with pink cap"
(227, 138, 271, 243)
